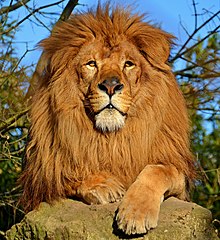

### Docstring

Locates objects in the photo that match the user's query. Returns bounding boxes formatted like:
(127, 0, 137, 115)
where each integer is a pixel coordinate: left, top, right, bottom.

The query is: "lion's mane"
(19, 4, 195, 211)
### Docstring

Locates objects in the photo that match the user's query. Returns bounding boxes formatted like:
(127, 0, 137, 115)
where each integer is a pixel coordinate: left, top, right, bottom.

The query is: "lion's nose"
(98, 77, 124, 96)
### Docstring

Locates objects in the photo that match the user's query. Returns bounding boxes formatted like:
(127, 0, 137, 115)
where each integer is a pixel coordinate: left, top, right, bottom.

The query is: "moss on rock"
(6, 197, 219, 240)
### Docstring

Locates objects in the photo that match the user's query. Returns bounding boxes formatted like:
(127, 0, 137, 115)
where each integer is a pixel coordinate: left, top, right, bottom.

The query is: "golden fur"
(19, 4, 195, 235)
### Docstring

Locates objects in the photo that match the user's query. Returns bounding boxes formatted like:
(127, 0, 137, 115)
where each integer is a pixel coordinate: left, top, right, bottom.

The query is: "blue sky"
(7, 0, 220, 67)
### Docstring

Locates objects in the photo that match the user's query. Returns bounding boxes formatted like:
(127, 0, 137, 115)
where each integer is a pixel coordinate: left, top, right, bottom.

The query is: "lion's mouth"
(95, 103, 126, 116)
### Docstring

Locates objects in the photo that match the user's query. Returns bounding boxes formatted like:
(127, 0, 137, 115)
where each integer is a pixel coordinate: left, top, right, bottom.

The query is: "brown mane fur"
(19, 4, 195, 212)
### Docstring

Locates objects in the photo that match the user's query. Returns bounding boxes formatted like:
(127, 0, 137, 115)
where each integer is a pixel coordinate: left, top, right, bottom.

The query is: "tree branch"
(59, 0, 79, 21)
(22, 3, 51, 32)
(175, 72, 220, 79)
(0, 108, 30, 132)
(2, 1, 65, 35)
(192, 0, 198, 30)
(0, 0, 30, 14)
(174, 57, 219, 76)
(171, 9, 220, 63)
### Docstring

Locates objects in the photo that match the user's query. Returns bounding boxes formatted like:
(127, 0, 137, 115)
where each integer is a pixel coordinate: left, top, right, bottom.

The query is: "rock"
(6, 197, 219, 240)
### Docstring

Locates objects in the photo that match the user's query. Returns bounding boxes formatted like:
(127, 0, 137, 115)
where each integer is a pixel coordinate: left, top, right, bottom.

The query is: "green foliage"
(0, 9, 30, 234)
(177, 34, 220, 222)
(191, 114, 220, 220)
(0, 63, 29, 233)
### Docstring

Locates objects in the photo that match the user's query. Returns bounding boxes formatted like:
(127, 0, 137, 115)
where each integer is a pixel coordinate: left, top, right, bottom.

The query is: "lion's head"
(39, 4, 173, 133)
(20, 4, 195, 213)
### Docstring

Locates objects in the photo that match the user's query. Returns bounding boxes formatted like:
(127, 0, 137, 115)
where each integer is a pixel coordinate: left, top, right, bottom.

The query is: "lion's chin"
(95, 109, 126, 132)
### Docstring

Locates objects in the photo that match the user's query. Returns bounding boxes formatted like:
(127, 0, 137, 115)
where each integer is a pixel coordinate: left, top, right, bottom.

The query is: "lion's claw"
(85, 182, 125, 204)
(115, 184, 161, 235)
(116, 201, 159, 235)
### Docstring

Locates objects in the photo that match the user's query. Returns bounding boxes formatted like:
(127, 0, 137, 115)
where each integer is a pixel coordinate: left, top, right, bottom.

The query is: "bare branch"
(22, 3, 51, 32)
(2, 1, 65, 35)
(178, 15, 191, 37)
(192, 0, 198, 30)
(171, 9, 220, 63)
(59, 0, 79, 21)
(174, 58, 219, 75)
(174, 56, 219, 76)
(176, 72, 220, 79)
(0, 0, 30, 14)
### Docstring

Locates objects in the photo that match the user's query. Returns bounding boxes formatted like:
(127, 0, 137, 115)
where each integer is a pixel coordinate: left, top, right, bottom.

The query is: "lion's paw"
(115, 190, 161, 235)
(77, 174, 125, 204)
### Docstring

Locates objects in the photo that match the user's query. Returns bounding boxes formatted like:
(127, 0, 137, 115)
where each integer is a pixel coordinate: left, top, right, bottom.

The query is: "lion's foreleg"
(116, 164, 186, 235)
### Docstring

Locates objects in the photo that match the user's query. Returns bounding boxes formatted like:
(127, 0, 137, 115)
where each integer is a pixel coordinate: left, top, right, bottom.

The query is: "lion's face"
(76, 40, 143, 132)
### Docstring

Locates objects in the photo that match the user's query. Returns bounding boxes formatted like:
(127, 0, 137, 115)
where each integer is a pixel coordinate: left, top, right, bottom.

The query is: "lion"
(19, 4, 195, 235)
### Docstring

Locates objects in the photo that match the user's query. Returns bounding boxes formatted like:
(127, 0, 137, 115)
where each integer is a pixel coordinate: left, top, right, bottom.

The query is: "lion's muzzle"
(94, 77, 127, 132)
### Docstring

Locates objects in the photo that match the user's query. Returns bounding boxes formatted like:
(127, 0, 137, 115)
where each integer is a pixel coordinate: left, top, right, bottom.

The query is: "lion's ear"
(131, 25, 174, 70)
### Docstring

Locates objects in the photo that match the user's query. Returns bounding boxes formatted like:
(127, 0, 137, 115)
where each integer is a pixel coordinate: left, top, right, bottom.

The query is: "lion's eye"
(124, 61, 135, 69)
(86, 60, 97, 69)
